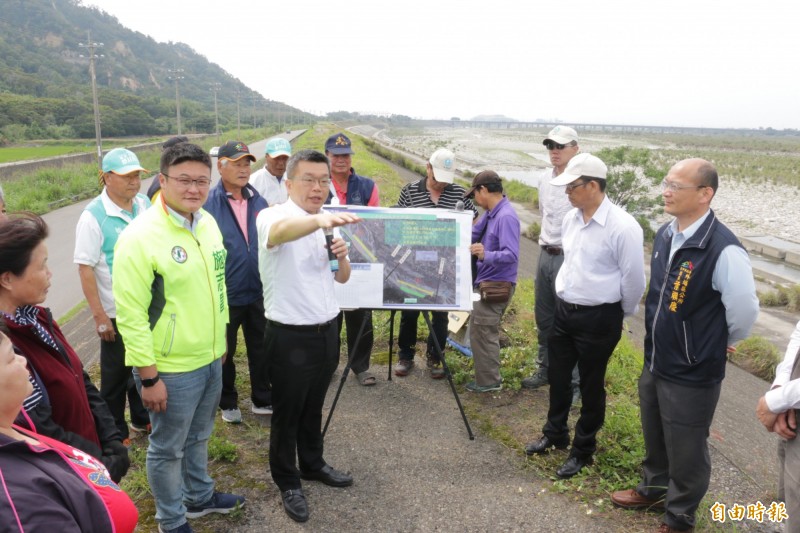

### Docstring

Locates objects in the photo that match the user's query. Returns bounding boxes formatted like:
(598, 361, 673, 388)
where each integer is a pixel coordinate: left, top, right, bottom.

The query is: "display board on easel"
(326, 206, 474, 312)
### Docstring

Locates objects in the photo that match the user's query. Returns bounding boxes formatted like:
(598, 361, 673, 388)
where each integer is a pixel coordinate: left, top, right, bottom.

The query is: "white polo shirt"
(249, 167, 288, 206)
(256, 198, 340, 325)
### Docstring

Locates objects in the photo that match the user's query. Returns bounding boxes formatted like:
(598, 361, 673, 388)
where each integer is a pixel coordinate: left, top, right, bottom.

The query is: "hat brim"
(550, 171, 606, 186)
(463, 185, 478, 198)
(327, 147, 355, 155)
(432, 168, 455, 184)
(109, 164, 147, 175)
(222, 153, 257, 163)
(543, 135, 575, 145)
(266, 150, 291, 158)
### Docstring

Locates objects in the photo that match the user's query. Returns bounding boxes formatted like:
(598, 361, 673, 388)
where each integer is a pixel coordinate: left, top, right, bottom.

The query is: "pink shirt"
(228, 197, 249, 243)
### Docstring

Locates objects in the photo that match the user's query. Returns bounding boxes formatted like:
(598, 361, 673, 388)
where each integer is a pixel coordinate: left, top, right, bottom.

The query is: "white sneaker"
(220, 408, 242, 424)
(251, 404, 273, 415)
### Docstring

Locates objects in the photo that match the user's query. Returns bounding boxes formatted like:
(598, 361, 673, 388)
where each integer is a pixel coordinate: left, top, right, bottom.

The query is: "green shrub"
(730, 336, 781, 381)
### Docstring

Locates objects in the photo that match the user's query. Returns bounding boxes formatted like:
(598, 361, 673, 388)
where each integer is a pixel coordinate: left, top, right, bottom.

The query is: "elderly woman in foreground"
(0, 213, 129, 482)
(0, 325, 139, 531)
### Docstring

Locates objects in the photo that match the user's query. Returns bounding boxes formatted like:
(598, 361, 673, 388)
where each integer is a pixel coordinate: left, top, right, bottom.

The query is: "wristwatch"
(141, 374, 160, 388)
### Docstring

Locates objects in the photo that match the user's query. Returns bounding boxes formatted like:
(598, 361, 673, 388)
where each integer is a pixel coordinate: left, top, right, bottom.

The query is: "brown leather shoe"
(611, 489, 665, 510)
(656, 523, 693, 532)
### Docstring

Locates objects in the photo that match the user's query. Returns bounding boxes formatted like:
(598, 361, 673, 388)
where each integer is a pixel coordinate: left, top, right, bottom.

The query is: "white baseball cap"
(429, 148, 456, 184)
(550, 153, 607, 186)
(543, 125, 579, 145)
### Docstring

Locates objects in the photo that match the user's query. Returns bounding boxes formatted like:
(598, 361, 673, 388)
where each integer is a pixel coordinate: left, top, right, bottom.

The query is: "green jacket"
(113, 201, 228, 372)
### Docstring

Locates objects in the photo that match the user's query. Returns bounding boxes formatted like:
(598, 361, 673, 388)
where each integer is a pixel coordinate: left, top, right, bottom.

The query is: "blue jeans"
(134, 360, 222, 530)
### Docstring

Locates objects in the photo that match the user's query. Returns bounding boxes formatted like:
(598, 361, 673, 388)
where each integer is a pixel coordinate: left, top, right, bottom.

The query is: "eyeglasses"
(661, 180, 706, 192)
(163, 174, 212, 189)
(544, 141, 574, 151)
(565, 180, 590, 193)
(293, 177, 331, 187)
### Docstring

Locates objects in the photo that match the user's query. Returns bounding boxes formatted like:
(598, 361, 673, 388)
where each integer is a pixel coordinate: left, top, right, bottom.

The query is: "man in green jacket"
(114, 142, 244, 533)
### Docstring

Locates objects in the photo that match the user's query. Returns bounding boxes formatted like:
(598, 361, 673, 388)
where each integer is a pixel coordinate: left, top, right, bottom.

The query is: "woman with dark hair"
(0, 213, 129, 482)
(0, 325, 138, 531)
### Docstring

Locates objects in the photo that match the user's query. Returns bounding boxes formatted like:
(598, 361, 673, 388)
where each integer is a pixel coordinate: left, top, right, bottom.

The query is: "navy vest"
(326, 169, 375, 206)
(643, 210, 743, 386)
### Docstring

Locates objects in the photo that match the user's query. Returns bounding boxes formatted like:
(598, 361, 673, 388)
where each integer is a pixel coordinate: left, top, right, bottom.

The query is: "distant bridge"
(415, 119, 772, 136)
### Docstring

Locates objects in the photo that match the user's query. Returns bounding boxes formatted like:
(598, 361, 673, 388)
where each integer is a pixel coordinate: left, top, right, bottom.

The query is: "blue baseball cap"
(102, 148, 147, 174)
(265, 137, 292, 158)
(325, 133, 355, 155)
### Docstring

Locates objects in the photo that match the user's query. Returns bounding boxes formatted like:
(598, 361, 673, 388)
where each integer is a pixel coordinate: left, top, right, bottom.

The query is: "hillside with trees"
(0, 0, 311, 142)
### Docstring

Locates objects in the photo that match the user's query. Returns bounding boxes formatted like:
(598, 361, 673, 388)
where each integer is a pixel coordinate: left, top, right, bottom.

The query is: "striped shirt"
(396, 178, 477, 217)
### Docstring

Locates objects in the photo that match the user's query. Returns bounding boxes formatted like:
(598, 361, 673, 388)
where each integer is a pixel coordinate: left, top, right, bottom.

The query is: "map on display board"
(326, 206, 474, 312)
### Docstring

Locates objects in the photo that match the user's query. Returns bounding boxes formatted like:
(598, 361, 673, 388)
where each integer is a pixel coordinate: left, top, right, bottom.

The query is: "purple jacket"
(472, 196, 520, 286)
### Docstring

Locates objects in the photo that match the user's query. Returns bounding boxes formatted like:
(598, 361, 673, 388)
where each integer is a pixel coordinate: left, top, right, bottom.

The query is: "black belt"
(541, 245, 563, 256)
(560, 300, 620, 311)
(267, 319, 334, 333)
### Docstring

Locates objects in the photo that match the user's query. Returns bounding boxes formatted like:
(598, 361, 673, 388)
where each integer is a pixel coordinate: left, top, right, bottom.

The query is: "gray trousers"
(470, 286, 515, 386)
(534, 250, 578, 386)
(637, 367, 721, 531)
(779, 437, 800, 532)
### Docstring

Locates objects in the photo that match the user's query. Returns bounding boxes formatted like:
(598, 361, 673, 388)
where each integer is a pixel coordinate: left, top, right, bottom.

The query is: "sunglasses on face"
(544, 141, 572, 151)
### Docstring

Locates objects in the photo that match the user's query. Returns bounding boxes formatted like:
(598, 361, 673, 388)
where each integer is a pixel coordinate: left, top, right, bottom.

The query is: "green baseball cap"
(102, 148, 147, 174)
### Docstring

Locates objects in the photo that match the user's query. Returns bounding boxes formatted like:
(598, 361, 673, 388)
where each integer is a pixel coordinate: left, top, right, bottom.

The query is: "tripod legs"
(323, 309, 475, 441)
(422, 311, 475, 440)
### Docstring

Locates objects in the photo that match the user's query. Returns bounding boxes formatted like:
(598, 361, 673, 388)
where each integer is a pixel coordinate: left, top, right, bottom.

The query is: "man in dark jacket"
(204, 140, 271, 423)
(324, 133, 380, 386)
(611, 159, 759, 532)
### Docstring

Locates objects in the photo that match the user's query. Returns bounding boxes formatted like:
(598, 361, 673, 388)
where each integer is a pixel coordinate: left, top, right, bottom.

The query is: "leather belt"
(560, 300, 620, 311)
(266, 319, 334, 333)
(541, 245, 563, 256)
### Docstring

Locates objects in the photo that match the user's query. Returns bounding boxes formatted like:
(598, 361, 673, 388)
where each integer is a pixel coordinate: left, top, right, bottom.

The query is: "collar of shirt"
(165, 203, 203, 234)
(100, 187, 139, 220)
(572, 195, 612, 227)
(667, 209, 712, 261)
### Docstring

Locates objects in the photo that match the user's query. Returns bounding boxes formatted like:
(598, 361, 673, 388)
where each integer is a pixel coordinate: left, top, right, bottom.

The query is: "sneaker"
(251, 404, 273, 415)
(465, 381, 502, 393)
(394, 359, 414, 377)
(130, 422, 151, 434)
(220, 408, 242, 424)
(159, 523, 194, 533)
(521, 373, 548, 389)
(185, 491, 246, 518)
(429, 364, 445, 379)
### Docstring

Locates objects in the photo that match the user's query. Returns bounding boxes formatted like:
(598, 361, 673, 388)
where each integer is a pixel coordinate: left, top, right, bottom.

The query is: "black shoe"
(300, 464, 353, 487)
(556, 455, 593, 478)
(281, 489, 309, 523)
(524, 436, 569, 456)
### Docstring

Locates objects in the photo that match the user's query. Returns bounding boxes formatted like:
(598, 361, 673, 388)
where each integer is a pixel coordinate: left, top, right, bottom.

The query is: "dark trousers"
(336, 309, 373, 374)
(266, 320, 338, 491)
(398, 310, 448, 361)
(220, 300, 271, 410)
(543, 299, 623, 458)
(100, 319, 149, 439)
(637, 367, 721, 531)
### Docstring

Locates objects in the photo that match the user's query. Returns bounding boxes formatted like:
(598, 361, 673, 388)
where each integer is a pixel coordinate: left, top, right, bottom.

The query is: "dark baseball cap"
(217, 140, 256, 162)
(324, 133, 355, 155)
(464, 170, 502, 199)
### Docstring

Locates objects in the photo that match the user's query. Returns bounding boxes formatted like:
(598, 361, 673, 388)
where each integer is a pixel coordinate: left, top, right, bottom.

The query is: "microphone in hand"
(323, 227, 339, 272)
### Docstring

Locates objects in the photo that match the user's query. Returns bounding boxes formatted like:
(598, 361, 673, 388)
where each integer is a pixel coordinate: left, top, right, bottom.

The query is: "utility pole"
(252, 93, 257, 129)
(210, 82, 221, 140)
(168, 67, 185, 135)
(78, 32, 104, 165)
(235, 89, 241, 138)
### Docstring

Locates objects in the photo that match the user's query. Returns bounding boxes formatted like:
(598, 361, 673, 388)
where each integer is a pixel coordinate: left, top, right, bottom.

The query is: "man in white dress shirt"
(525, 153, 646, 480)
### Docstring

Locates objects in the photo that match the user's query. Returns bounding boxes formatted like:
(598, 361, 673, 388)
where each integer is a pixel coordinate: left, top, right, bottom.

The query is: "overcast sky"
(86, 0, 800, 130)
